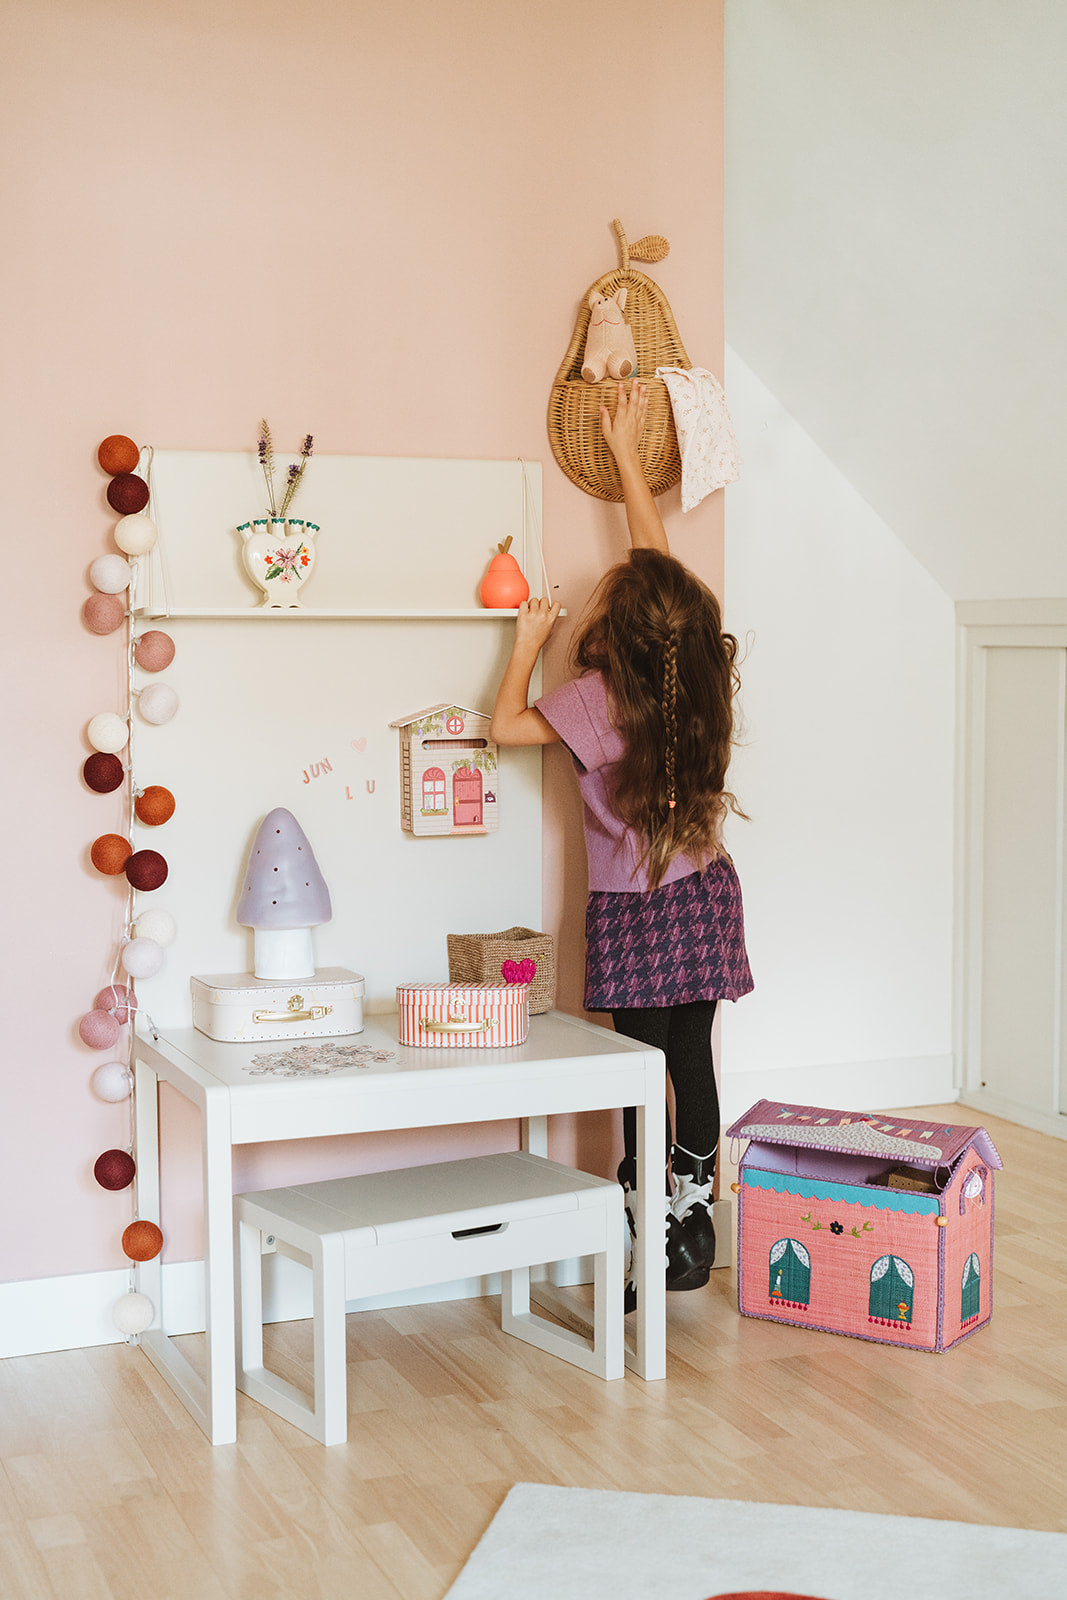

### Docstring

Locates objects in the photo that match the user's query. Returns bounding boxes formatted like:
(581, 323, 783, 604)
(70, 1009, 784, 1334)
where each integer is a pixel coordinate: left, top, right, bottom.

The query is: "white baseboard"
(956, 1087, 1067, 1142)
(0, 1252, 597, 1361)
(722, 1054, 957, 1126)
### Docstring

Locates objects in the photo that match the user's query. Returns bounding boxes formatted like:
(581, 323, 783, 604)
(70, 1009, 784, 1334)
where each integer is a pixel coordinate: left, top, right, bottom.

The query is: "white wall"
(725, 0, 1067, 601)
(720, 348, 956, 1120)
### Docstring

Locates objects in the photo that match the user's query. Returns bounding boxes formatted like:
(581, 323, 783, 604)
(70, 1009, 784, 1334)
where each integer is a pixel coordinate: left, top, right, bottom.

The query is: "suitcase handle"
(421, 1015, 491, 1034)
(253, 1004, 333, 1023)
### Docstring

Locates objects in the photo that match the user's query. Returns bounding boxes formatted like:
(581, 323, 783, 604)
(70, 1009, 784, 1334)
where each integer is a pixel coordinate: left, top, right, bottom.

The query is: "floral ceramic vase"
(238, 517, 320, 608)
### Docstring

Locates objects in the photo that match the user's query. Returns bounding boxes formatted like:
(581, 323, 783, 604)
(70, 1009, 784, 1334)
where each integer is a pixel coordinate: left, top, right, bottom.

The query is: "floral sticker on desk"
(246, 1042, 395, 1078)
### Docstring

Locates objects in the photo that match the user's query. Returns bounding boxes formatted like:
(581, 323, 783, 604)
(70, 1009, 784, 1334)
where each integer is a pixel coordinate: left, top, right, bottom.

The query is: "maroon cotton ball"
(106, 474, 150, 514)
(83, 592, 126, 635)
(94, 1148, 135, 1191)
(133, 630, 175, 672)
(97, 435, 140, 475)
(83, 752, 124, 794)
(125, 849, 168, 890)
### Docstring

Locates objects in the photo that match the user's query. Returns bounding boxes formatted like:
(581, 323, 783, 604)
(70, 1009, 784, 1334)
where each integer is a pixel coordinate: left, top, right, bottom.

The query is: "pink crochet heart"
(501, 958, 536, 985)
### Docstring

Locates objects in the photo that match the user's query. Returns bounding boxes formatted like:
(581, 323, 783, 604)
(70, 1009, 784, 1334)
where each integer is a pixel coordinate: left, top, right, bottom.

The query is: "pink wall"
(2, 0, 724, 1285)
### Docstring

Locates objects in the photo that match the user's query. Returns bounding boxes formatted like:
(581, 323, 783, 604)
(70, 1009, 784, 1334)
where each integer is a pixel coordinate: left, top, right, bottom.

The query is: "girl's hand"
(600, 380, 648, 466)
(515, 595, 561, 652)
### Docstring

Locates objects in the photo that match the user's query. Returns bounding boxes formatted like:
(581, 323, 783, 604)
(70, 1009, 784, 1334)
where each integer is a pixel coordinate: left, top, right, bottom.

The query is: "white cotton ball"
(113, 514, 158, 556)
(112, 1291, 155, 1336)
(91, 1061, 134, 1103)
(120, 936, 164, 978)
(89, 553, 133, 594)
(137, 683, 179, 725)
(133, 908, 176, 947)
(87, 712, 129, 754)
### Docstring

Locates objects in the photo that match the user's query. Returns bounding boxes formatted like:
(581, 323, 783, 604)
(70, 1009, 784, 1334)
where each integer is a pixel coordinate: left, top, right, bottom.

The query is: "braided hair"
(571, 548, 744, 889)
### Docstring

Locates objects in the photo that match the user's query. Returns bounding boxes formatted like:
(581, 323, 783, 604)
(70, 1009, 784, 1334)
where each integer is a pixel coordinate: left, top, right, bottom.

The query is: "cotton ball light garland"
(94, 1148, 135, 1191)
(90, 833, 132, 875)
(122, 1220, 163, 1262)
(92, 1061, 133, 1102)
(112, 1291, 155, 1336)
(113, 514, 157, 556)
(83, 752, 124, 793)
(120, 936, 164, 978)
(125, 849, 168, 891)
(106, 474, 150, 515)
(134, 785, 175, 826)
(83, 592, 126, 635)
(132, 908, 175, 947)
(87, 712, 128, 754)
(137, 683, 178, 725)
(79, 1009, 121, 1050)
(97, 435, 140, 476)
(89, 553, 133, 595)
(94, 983, 137, 1023)
(133, 630, 175, 673)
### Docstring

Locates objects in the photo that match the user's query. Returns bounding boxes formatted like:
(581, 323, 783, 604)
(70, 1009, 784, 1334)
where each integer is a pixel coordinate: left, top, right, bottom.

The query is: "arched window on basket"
(869, 1254, 914, 1328)
(421, 766, 447, 814)
(961, 1252, 981, 1324)
(959, 1168, 987, 1215)
(768, 1238, 810, 1308)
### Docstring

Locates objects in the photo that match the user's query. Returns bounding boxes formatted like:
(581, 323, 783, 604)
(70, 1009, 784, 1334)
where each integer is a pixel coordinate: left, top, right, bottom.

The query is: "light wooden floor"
(3, 1104, 1065, 1599)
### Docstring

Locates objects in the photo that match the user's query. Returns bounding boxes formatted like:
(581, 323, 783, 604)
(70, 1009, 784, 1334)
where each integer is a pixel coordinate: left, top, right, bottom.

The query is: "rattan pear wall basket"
(548, 219, 691, 502)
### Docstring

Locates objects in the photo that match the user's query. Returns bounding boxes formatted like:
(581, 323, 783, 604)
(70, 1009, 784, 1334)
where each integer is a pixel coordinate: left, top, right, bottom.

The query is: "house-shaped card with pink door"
(389, 705, 499, 837)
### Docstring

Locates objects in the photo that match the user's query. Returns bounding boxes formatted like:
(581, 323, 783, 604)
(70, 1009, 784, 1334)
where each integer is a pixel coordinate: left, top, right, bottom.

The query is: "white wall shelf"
(134, 607, 563, 621)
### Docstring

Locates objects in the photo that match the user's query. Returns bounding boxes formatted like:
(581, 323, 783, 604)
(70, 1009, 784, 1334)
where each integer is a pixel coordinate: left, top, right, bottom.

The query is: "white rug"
(443, 1483, 1067, 1600)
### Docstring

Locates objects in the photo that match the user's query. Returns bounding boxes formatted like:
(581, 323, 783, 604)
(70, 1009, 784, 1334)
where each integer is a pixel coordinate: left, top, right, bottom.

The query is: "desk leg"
(134, 1068, 237, 1446)
(631, 1058, 667, 1381)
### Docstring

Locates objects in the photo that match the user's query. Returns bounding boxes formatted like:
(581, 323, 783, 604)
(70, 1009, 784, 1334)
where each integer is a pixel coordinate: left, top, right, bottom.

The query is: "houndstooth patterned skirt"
(584, 860, 754, 1011)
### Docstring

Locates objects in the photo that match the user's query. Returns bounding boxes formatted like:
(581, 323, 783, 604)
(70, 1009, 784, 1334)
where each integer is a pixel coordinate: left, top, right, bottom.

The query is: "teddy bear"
(581, 286, 638, 383)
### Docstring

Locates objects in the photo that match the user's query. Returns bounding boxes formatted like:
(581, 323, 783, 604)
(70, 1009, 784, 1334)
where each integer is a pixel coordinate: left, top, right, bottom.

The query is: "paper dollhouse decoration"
(388, 705, 499, 837)
(236, 807, 332, 978)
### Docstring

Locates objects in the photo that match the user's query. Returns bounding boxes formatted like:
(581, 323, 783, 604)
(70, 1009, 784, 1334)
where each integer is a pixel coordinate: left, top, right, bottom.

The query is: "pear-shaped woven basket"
(548, 220, 691, 502)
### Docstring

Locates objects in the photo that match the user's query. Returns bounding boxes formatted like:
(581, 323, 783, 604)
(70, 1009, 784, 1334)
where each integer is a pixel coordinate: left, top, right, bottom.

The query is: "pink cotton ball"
(83, 593, 126, 635)
(79, 1009, 121, 1050)
(91, 1061, 133, 1102)
(120, 936, 164, 979)
(94, 984, 137, 1024)
(89, 553, 133, 595)
(137, 683, 178, 725)
(133, 630, 175, 673)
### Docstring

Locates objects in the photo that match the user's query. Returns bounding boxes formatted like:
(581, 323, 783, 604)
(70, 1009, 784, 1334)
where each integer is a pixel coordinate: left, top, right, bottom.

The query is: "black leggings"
(612, 1000, 720, 1169)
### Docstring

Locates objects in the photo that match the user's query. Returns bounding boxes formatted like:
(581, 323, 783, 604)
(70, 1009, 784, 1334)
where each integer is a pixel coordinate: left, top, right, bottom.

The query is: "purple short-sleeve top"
(535, 670, 698, 893)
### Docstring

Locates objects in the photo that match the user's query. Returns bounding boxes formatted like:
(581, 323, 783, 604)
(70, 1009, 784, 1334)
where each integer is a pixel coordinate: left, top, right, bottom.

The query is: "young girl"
(490, 380, 753, 1298)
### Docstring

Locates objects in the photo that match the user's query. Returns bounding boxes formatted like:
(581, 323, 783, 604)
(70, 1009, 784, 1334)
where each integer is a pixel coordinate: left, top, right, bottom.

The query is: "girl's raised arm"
(600, 381, 670, 555)
(489, 596, 562, 747)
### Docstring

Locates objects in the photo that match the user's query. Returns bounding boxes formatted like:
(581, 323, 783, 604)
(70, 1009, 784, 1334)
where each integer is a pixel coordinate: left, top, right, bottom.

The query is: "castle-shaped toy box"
(726, 1100, 1002, 1352)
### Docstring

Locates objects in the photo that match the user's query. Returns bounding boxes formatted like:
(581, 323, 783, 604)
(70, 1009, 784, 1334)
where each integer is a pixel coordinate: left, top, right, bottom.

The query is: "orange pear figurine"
(479, 536, 530, 608)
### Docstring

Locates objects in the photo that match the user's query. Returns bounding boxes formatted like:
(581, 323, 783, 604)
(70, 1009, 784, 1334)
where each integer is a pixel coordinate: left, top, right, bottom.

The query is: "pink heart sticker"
(351, 737, 367, 752)
(501, 958, 536, 985)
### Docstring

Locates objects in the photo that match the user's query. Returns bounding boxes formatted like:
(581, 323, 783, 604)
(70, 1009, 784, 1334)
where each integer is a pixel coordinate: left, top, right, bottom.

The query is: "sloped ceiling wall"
(725, 1, 1067, 602)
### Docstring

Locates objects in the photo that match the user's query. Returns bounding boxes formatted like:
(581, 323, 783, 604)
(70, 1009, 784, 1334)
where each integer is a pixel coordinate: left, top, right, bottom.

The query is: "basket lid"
(725, 1099, 1002, 1171)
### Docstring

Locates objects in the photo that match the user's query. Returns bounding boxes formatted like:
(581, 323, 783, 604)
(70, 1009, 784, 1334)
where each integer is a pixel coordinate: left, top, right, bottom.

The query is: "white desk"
(133, 1010, 667, 1444)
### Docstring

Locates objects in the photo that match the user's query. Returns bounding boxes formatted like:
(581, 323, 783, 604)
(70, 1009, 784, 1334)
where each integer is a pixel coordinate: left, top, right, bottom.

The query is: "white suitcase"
(191, 967, 365, 1042)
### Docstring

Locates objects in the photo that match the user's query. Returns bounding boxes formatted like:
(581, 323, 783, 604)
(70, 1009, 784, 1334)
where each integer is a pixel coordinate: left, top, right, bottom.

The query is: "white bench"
(235, 1150, 624, 1444)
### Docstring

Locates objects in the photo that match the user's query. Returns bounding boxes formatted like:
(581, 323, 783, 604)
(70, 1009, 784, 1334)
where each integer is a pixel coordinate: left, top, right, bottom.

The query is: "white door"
(958, 605, 1067, 1137)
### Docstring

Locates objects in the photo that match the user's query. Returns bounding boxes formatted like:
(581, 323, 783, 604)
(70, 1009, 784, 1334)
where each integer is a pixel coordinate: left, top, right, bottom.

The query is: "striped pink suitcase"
(396, 981, 530, 1048)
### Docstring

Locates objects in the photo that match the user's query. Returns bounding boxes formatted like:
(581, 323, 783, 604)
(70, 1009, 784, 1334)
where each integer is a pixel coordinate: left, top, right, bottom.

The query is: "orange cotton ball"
(91, 833, 133, 875)
(97, 435, 140, 475)
(122, 1220, 164, 1262)
(134, 786, 175, 826)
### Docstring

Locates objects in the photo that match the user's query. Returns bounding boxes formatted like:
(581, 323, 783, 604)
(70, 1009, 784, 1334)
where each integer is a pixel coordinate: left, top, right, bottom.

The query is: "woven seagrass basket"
(548, 219, 691, 502)
(447, 927, 556, 1014)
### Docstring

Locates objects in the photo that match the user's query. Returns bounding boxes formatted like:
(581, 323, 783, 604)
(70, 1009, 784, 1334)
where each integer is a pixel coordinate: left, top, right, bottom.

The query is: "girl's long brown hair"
(571, 548, 745, 890)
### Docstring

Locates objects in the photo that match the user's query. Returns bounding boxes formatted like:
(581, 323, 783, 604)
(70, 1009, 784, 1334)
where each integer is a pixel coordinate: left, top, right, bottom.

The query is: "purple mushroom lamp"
(236, 807, 333, 980)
